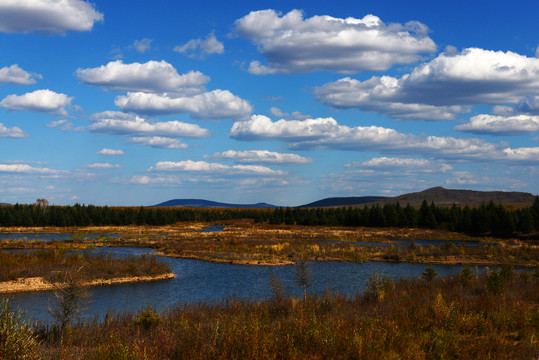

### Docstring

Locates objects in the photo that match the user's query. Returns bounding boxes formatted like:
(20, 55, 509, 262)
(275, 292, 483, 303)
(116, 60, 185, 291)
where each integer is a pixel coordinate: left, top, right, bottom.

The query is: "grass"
(23, 268, 539, 359)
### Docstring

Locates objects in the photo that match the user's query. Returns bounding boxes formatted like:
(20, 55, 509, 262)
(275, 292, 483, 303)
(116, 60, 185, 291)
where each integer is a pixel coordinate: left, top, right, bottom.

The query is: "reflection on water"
(198, 225, 225, 233)
(6, 247, 499, 324)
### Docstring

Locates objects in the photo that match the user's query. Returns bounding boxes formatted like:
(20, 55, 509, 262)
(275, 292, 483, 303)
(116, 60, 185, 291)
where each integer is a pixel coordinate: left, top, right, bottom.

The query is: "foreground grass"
(0, 249, 172, 285)
(19, 269, 536, 359)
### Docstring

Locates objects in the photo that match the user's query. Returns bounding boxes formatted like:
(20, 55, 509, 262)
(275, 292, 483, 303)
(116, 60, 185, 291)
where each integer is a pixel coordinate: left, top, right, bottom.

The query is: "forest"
(0, 197, 538, 238)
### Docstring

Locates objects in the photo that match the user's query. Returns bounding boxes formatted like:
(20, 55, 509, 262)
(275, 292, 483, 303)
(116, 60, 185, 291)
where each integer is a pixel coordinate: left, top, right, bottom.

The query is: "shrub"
(485, 271, 505, 294)
(134, 305, 161, 330)
(0, 298, 40, 360)
(458, 265, 475, 285)
(421, 265, 437, 281)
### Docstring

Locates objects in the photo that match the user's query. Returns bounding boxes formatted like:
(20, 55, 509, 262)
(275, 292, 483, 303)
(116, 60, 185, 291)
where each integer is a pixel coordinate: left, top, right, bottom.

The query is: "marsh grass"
(29, 269, 539, 359)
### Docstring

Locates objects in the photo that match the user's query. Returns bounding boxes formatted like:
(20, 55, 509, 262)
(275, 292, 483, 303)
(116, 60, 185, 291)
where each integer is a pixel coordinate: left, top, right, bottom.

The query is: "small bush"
(485, 271, 505, 294)
(421, 265, 437, 281)
(458, 265, 475, 285)
(134, 305, 161, 330)
(0, 298, 40, 360)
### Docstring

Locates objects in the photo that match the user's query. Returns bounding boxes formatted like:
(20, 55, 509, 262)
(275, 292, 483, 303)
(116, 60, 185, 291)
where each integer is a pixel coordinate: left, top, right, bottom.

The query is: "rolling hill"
(152, 199, 277, 208)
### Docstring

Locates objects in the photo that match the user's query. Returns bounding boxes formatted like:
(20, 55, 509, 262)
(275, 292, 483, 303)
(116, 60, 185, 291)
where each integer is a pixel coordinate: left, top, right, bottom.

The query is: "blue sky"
(1, 0, 538, 206)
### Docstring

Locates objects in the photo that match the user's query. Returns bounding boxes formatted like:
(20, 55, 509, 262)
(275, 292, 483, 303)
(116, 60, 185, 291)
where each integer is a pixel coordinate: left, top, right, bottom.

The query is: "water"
(5, 247, 499, 324)
(198, 225, 224, 233)
(324, 238, 491, 248)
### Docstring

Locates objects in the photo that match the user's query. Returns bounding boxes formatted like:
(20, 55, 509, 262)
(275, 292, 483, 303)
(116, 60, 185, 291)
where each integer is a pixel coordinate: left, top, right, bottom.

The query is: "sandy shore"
(0, 272, 176, 294)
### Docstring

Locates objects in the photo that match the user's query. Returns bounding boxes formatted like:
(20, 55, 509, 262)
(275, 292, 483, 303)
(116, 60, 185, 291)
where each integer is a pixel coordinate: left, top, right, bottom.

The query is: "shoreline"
(0, 272, 176, 294)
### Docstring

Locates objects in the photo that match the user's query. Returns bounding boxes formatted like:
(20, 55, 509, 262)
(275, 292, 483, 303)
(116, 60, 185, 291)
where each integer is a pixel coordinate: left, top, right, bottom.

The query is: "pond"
(5, 246, 500, 324)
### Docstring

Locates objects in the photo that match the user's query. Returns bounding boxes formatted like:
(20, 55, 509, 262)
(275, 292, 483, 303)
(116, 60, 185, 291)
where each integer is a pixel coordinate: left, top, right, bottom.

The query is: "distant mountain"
(152, 199, 277, 208)
(299, 196, 387, 208)
(0, 202, 10, 206)
(377, 186, 536, 206)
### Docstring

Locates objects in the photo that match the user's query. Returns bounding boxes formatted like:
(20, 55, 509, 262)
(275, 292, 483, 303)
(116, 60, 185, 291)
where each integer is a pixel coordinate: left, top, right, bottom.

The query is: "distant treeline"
(1, 198, 539, 237)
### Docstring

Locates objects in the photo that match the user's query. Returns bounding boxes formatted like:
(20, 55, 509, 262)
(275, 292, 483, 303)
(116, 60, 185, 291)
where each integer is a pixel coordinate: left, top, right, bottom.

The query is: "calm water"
(0, 232, 125, 242)
(5, 247, 498, 324)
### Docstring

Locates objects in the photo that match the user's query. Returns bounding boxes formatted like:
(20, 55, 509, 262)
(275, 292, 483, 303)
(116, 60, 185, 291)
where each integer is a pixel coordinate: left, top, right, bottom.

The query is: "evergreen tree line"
(0, 198, 538, 237)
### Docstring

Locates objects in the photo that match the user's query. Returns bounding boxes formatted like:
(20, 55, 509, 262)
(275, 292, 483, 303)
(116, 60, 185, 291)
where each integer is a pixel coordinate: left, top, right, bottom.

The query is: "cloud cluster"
(315, 48, 539, 120)
(0, 89, 72, 116)
(269, 107, 311, 120)
(115, 90, 252, 119)
(345, 157, 452, 173)
(0, 123, 27, 138)
(149, 160, 285, 176)
(234, 9, 435, 74)
(174, 33, 224, 59)
(0, 65, 42, 85)
(90, 111, 210, 138)
(85, 163, 121, 169)
(127, 136, 188, 149)
(455, 114, 539, 135)
(76, 60, 209, 93)
(79, 60, 252, 120)
(0, 163, 58, 174)
(207, 150, 312, 164)
(0, 0, 103, 34)
(230, 115, 539, 163)
(97, 148, 125, 156)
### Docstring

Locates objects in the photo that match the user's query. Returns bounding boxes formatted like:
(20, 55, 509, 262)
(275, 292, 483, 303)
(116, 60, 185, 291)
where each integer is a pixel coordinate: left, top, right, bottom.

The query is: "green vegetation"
(0, 249, 172, 284)
(7, 269, 534, 359)
(1, 196, 539, 238)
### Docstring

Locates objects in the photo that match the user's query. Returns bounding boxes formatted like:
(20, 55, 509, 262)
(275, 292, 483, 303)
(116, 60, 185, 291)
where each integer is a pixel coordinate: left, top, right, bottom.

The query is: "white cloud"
(174, 33, 224, 58)
(515, 96, 539, 115)
(97, 148, 125, 156)
(455, 114, 539, 135)
(345, 157, 452, 173)
(207, 150, 313, 164)
(0, 163, 58, 174)
(315, 48, 539, 120)
(230, 115, 539, 163)
(234, 9, 436, 74)
(85, 163, 121, 169)
(0, 123, 28, 138)
(90, 111, 210, 138)
(76, 60, 209, 93)
(132, 38, 153, 53)
(536, 46, 539, 58)
(46, 119, 73, 131)
(149, 160, 285, 176)
(269, 107, 311, 120)
(0, 64, 42, 84)
(0, 0, 103, 34)
(129, 175, 176, 185)
(0, 89, 72, 115)
(127, 136, 188, 149)
(115, 90, 252, 119)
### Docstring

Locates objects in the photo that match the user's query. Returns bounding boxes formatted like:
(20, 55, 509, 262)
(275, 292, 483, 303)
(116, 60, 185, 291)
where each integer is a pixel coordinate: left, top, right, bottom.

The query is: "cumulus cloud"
(129, 175, 177, 185)
(97, 148, 125, 156)
(0, 123, 28, 138)
(515, 96, 539, 115)
(0, 163, 58, 174)
(0, 0, 103, 34)
(174, 33, 224, 58)
(0, 64, 42, 84)
(315, 48, 539, 120)
(206, 150, 313, 164)
(455, 114, 539, 135)
(127, 136, 188, 149)
(90, 111, 210, 138)
(149, 160, 285, 176)
(0, 89, 72, 115)
(132, 38, 153, 53)
(76, 60, 209, 93)
(85, 163, 121, 169)
(230, 115, 539, 163)
(345, 157, 452, 173)
(115, 90, 252, 119)
(234, 9, 436, 74)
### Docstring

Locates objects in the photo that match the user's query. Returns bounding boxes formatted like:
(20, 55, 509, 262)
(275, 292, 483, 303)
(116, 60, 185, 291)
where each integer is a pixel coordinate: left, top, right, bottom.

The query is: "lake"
(5, 246, 496, 324)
